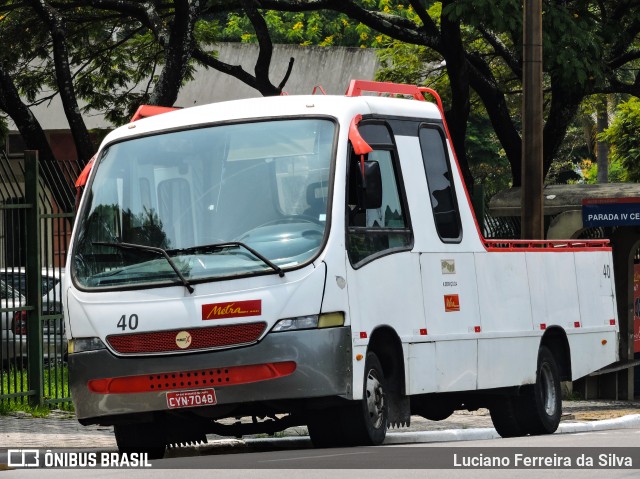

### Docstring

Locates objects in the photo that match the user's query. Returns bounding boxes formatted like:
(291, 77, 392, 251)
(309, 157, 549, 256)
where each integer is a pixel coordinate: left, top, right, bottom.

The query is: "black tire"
(517, 346, 562, 435)
(307, 408, 349, 448)
(491, 346, 562, 438)
(114, 422, 167, 460)
(307, 352, 389, 447)
(490, 396, 525, 438)
(343, 352, 388, 446)
(413, 398, 454, 421)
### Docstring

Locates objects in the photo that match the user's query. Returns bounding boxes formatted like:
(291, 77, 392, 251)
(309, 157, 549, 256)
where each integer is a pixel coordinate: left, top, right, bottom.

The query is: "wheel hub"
(365, 369, 385, 429)
(540, 363, 557, 416)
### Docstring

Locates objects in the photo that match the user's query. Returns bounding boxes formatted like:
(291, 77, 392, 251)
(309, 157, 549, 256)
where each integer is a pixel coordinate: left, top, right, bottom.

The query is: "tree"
(255, 0, 640, 190)
(0, 0, 297, 211)
(3, 0, 640, 211)
(598, 97, 640, 181)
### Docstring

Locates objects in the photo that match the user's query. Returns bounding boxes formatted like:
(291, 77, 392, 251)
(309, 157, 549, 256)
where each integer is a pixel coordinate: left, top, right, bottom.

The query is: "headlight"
(68, 337, 106, 353)
(272, 312, 345, 332)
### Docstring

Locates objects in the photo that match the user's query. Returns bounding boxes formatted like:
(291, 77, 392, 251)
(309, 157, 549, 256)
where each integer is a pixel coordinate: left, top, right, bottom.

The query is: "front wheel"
(307, 352, 388, 447)
(114, 422, 167, 459)
(342, 352, 388, 446)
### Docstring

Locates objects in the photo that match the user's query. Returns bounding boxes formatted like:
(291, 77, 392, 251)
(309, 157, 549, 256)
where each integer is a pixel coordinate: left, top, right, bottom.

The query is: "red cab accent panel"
(130, 105, 180, 122)
(348, 114, 373, 156)
(88, 361, 297, 394)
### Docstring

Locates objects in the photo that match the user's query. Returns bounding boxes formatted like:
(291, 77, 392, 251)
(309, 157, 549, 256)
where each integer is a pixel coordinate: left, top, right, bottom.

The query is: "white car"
(0, 268, 66, 368)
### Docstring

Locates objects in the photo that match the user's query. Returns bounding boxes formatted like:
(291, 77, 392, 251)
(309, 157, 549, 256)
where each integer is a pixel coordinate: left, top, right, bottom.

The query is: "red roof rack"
(345, 79, 446, 117)
(130, 105, 180, 122)
(312, 85, 327, 95)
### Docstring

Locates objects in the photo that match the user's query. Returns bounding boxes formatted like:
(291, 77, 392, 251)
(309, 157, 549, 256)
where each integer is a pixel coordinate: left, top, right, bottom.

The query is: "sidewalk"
(1, 400, 639, 450)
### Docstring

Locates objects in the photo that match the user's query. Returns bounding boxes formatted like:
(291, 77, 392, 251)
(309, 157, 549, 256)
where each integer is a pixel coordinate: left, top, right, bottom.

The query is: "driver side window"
(347, 122, 412, 266)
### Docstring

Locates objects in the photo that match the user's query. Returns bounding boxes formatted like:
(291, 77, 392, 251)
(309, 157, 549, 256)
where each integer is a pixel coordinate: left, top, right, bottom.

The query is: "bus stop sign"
(582, 197, 640, 227)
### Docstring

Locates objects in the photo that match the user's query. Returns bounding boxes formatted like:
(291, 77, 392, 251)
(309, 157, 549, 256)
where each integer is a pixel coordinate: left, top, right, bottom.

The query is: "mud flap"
(387, 390, 410, 428)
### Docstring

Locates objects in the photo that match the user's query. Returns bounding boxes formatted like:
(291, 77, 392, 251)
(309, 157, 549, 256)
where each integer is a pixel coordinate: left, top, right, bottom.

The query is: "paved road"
(1, 400, 639, 449)
(1, 428, 640, 478)
(0, 400, 638, 478)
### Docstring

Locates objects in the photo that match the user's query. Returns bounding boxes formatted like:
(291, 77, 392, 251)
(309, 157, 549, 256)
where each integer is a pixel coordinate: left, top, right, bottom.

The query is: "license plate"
(166, 389, 217, 409)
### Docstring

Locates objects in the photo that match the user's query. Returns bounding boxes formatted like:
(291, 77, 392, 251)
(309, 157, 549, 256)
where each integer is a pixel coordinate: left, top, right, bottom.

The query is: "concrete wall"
(178, 43, 380, 105)
(9, 43, 380, 131)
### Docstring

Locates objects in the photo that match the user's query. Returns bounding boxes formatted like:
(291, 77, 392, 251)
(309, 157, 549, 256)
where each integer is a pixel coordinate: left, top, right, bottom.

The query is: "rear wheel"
(490, 396, 525, 438)
(491, 346, 562, 438)
(114, 422, 167, 459)
(517, 346, 562, 435)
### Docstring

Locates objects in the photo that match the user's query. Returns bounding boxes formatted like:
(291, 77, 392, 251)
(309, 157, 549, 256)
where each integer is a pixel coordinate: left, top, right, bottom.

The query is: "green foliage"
(375, 25, 511, 197)
(466, 114, 511, 197)
(579, 157, 626, 184)
(442, 0, 521, 34)
(546, 122, 592, 184)
(376, 41, 437, 85)
(598, 98, 640, 182)
(74, 28, 164, 126)
(220, 10, 387, 47)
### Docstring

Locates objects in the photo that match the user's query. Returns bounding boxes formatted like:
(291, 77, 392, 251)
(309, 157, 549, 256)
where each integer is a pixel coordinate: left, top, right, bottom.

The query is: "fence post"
(25, 150, 43, 407)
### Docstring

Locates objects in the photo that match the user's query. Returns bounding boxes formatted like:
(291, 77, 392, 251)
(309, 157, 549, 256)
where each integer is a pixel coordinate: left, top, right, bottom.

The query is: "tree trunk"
(148, 0, 198, 106)
(440, 3, 473, 192)
(30, 0, 95, 166)
(0, 65, 75, 212)
(542, 80, 583, 179)
(596, 96, 609, 183)
(466, 58, 522, 186)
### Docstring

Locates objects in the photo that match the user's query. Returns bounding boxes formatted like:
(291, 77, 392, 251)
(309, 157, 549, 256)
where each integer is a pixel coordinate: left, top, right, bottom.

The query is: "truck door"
(345, 121, 424, 396)
(408, 124, 480, 393)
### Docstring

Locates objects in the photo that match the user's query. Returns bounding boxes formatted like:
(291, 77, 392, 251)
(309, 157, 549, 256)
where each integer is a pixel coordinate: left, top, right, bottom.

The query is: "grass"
(0, 400, 52, 417)
(0, 364, 73, 416)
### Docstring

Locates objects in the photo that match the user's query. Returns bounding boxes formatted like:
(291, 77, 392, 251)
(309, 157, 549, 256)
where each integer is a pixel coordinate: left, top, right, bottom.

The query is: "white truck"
(65, 80, 619, 457)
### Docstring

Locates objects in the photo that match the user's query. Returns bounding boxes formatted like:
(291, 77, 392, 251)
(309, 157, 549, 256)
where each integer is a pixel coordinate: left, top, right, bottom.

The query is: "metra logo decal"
(175, 331, 192, 349)
(444, 294, 460, 312)
(202, 300, 262, 320)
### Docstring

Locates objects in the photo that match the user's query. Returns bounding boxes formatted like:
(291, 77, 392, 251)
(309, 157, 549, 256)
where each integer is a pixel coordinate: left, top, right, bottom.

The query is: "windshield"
(73, 118, 335, 289)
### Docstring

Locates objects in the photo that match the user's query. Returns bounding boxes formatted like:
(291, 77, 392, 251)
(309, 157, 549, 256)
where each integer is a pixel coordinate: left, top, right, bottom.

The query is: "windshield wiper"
(168, 241, 285, 278)
(93, 241, 195, 294)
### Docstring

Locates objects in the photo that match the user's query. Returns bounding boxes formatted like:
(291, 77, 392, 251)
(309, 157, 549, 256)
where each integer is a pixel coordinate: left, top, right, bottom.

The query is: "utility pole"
(521, 0, 544, 239)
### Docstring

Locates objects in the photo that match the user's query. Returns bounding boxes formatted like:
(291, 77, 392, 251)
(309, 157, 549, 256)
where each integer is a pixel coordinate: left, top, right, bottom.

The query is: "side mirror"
(350, 159, 382, 210)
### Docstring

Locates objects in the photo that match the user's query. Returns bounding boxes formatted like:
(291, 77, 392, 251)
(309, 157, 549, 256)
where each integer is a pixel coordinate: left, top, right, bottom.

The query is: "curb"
(239, 414, 640, 448)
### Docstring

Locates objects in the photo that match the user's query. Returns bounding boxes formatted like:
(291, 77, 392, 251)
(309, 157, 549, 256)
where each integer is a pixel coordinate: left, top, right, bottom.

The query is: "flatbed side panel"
(526, 251, 581, 329)
(474, 252, 534, 333)
(574, 251, 617, 329)
(568, 330, 619, 380)
(435, 339, 477, 392)
(408, 342, 436, 394)
(477, 337, 538, 389)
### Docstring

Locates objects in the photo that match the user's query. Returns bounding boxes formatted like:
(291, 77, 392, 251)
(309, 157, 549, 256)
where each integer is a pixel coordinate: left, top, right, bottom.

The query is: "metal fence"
(0, 151, 79, 409)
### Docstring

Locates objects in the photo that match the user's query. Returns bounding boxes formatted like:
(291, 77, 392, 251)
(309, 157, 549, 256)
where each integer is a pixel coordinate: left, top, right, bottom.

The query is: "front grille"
(106, 322, 267, 354)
